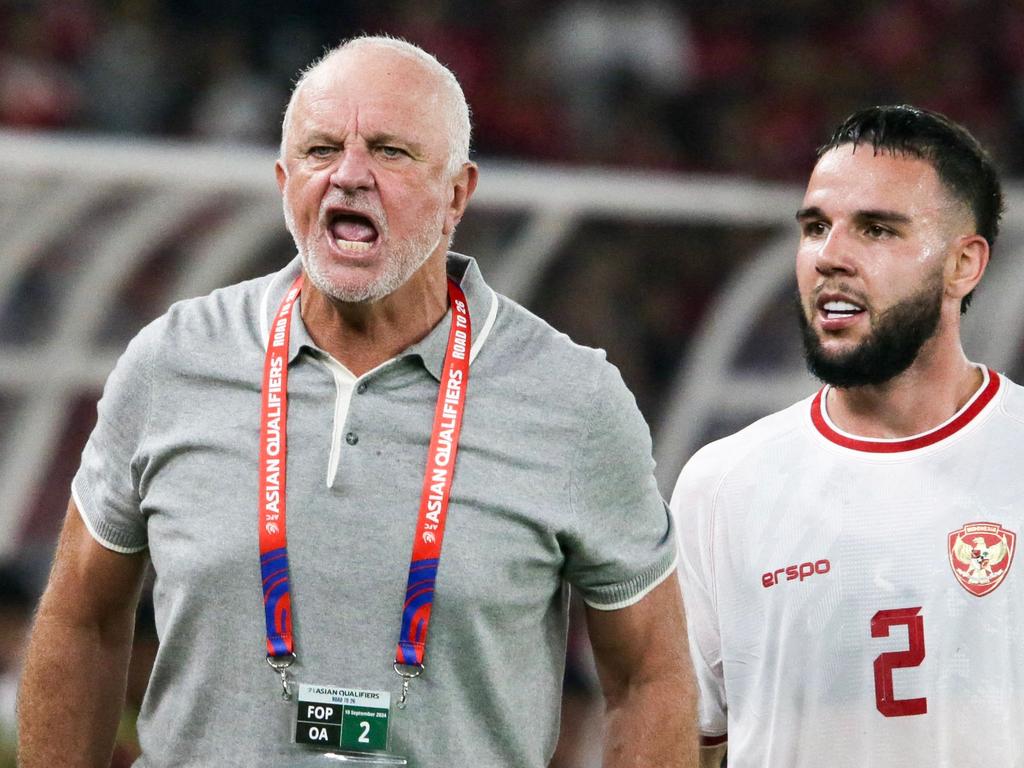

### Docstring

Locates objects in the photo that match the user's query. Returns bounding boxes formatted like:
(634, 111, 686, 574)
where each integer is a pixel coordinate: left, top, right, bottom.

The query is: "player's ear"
(946, 234, 989, 303)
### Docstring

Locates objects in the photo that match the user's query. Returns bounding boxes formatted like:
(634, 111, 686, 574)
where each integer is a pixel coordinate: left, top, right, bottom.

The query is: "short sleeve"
(670, 446, 728, 742)
(71, 318, 163, 553)
(561, 358, 677, 610)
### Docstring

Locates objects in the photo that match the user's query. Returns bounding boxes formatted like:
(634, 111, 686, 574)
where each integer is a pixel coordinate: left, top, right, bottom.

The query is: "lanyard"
(258, 273, 471, 702)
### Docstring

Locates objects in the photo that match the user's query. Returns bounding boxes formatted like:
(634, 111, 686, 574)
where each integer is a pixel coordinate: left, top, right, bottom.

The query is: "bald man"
(19, 37, 696, 767)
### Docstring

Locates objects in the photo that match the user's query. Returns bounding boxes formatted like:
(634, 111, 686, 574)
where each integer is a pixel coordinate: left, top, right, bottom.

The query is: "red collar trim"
(811, 368, 1001, 453)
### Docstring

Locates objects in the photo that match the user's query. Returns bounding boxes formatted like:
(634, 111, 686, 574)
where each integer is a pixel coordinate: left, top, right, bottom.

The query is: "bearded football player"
(671, 105, 1020, 768)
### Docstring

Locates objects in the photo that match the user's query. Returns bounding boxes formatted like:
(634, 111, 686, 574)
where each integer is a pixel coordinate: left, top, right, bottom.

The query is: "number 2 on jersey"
(871, 607, 926, 717)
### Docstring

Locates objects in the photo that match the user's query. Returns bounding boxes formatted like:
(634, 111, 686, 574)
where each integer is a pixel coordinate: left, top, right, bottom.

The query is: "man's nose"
(815, 229, 857, 277)
(329, 146, 375, 192)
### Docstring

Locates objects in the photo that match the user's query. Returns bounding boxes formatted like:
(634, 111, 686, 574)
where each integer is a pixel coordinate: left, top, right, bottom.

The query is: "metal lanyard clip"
(393, 662, 424, 710)
(267, 653, 297, 701)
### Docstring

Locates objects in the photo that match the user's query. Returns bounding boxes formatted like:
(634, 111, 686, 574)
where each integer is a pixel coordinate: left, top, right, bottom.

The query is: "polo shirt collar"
(258, 256, 317, 364)
(260, 253, 497, 377)
(404, 253, 494, 381)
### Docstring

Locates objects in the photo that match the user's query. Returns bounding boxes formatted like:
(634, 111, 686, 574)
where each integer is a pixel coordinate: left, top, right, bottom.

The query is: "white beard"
(283, 191, 445, 304)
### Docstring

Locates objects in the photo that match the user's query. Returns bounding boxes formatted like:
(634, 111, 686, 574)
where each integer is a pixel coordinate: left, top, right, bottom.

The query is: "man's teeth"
(335, 239, 373, 252)
(823, 300, 862, 317)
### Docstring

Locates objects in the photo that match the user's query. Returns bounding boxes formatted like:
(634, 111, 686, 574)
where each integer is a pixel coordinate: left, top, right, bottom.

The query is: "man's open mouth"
(328, 212, 379, 253)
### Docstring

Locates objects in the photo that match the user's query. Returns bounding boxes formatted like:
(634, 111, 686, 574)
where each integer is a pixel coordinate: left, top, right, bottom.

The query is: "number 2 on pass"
(870, 607, 926, 717)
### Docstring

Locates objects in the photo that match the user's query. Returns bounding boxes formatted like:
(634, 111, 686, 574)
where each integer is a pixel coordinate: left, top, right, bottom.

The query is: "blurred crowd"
(3, 0, 1024, 178)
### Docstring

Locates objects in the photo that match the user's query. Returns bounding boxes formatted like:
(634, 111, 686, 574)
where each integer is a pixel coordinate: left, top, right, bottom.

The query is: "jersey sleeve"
(561, 358, 677, 610)
(670, 445, 728, 744)
(71, 318, 163, 553)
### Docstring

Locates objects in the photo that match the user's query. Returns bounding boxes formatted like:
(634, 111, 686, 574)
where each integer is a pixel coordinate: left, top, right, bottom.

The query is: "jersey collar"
(810, 366, 1001, 453)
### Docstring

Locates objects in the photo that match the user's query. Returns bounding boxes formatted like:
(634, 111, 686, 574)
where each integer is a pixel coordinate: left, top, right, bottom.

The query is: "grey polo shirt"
(73, 253, 676, 768)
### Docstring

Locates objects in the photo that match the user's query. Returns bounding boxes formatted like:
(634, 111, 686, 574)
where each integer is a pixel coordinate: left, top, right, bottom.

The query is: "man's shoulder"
(670, 396, 813, 541)
(995, 371, 1024, 418)
(677, 395, 814, 491)
(978, 371, 1024, 443)
(468, 290, 648, 436)
(453, 252, 615, 381)
(487, 291, 614, 376)
(143, 270, 278, 351)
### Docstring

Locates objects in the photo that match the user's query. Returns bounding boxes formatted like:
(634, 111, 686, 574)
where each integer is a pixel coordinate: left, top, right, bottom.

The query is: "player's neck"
(299, 259, 450, 377)
(826, 334, 982, 440)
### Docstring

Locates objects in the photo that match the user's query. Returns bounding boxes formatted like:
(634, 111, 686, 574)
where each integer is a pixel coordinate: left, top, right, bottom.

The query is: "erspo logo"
(762, 558, 831, 588)
(421, 531, 436, 545)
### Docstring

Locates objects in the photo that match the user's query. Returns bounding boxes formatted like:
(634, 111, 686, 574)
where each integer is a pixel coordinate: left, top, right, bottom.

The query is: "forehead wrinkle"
(333, 45, 462, 167)
(320, 57, 439, 129)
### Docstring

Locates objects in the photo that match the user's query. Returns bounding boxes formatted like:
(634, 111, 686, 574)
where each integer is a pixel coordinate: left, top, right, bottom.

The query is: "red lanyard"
(259, 274, 471, 694)
(259, 275, 301, 661)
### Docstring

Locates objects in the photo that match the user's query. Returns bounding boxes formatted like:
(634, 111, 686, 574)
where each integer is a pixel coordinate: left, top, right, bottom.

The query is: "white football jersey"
(671, 367, 1024, 767)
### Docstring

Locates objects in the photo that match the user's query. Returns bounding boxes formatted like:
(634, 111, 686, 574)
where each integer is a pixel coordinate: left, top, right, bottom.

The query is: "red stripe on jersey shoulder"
(811, 368, 1000, 453)
(700, 733, 728, 747)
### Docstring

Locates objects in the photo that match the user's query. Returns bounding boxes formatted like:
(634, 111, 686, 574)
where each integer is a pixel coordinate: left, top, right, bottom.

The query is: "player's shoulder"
(995, 371, 1024, 415)
(986, 371, 1024, 436)
(674, 395, 813, 496)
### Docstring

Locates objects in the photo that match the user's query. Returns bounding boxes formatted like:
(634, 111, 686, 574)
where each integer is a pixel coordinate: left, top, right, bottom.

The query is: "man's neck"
(825, 334, 982, 439)
(299, 258, 450, 377)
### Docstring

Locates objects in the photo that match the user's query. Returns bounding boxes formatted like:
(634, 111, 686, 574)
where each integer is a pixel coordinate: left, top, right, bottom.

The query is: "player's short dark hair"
(818, 105, 1004, 313)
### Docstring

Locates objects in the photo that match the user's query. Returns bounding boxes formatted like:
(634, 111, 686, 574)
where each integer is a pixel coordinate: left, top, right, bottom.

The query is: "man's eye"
(866, 224, 891, 238)
(308, 146, 335, 157)
(803, 221, 828, 237)
(378, 146, 406, 158)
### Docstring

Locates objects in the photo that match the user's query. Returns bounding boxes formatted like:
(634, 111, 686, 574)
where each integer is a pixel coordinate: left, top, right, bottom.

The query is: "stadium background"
(2, 0, 1024, 764)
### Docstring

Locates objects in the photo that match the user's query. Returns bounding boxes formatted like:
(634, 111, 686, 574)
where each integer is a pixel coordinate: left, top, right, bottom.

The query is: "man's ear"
(443, 162, 479, 236)
(946, 234, 989, 303)
(275, 160, 287, 194)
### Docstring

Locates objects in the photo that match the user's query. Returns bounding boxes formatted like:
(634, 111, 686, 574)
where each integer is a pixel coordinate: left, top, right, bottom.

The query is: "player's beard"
(797, 275, 944, 388)
(284, 192, 443, 304)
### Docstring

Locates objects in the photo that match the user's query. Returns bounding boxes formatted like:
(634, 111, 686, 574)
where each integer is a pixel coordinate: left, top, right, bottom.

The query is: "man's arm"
(18, 498, 149, 767)
(700, 742, 727, 768)
(586, 574, 698, 768)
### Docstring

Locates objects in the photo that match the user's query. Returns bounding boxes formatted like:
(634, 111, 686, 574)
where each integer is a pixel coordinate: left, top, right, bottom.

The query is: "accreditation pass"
(294, 684, 391, 752)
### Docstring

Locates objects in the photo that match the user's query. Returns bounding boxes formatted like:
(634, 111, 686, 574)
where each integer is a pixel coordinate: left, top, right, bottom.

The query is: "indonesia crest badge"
(948, 522, 1016, 597)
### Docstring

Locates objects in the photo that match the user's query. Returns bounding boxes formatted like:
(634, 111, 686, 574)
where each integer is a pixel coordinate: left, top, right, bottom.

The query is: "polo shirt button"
(346, 432, 359, 445)
(356, 382, 368, 394)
